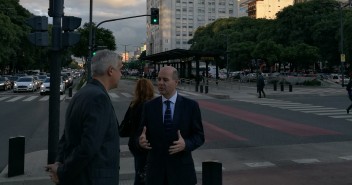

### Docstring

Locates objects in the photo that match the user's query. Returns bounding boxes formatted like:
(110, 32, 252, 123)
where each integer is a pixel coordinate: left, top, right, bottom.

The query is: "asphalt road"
(1, 78, 352, 184)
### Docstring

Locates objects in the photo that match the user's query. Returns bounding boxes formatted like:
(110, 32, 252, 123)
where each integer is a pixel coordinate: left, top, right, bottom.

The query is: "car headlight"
(41, 84, 45, 88)
(14, 83, 17, 87)
(0, 83, 4, 86)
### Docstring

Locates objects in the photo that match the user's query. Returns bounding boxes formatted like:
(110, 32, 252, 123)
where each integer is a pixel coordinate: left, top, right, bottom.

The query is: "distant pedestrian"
(346, 78, 352, 114)
(120, 78, 155, 185)
(46, 50, 123, 185)
(257, 73, 266, 98)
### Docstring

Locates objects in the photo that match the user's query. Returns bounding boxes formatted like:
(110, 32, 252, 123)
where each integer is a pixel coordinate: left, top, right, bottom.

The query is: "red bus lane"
(198, 100, 341, 137)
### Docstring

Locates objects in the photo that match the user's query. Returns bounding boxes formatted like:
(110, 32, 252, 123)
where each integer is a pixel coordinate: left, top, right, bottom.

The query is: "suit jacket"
(56, 79, 120, 185)
(139, 95, 205, 185)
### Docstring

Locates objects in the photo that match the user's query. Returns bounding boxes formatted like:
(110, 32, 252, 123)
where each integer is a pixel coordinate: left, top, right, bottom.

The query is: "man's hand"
(169, 130, 185, 155)
(139, 126, 152, 149)
(45, 163, 60, 184)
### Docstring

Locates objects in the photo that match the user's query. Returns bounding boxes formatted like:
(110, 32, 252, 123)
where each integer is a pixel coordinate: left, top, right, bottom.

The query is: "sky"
(19, 0, 147, 54)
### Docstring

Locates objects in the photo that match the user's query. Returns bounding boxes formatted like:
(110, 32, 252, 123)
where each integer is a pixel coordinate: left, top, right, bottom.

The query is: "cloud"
(19, 0, 147, 53)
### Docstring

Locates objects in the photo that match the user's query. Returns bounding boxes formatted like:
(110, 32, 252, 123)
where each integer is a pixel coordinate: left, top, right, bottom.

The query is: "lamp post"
(339, 3, 346, 87)
(220, 34, 230, 79)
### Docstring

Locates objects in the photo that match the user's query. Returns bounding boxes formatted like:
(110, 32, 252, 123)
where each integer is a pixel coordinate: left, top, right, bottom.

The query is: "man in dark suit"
(138, 66, 205, 185)
(46, 50, 123, 185)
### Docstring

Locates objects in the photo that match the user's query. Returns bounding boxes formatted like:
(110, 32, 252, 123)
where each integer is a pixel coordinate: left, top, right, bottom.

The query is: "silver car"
(13, 76, 36, 92)
(40, 77, 66, 95)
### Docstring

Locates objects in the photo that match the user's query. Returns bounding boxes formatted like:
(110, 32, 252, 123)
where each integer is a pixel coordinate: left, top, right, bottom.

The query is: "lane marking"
(39, 96, 49, 101)
(0, 96, 10, 101)
(292, 158, 320, 164)
(121, 93, 133, 98)
(339, 155, 352, 160)
(245, 162, 276, 168)
(23, 96, 38, 101)
(108, 93, 119, 98)
(6, 96, 25, 102)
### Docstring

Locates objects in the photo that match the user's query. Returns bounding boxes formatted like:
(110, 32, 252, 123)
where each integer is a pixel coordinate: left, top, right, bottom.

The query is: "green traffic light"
(93, 52, 96, 56)
(153, 19, 158, 23)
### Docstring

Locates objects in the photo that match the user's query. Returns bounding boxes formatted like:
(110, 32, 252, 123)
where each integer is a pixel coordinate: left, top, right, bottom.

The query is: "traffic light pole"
(48, 0, 63, 164)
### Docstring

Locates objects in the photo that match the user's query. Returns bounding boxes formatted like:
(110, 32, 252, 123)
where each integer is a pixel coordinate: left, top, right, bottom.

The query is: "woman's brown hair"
(131, 78, 155, 107)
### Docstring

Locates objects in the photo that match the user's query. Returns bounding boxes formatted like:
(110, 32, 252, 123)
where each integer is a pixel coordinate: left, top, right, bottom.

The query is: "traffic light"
(151, 8, 159, 25)
(26, 16, 49, 46)
(62, 16, 82, 47)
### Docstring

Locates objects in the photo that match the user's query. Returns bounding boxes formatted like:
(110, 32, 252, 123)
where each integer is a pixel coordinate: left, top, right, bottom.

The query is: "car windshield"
(17, 78, 32, 82)
(0, 77, 5, 81)
(38, 75, 47, 80)
(9, 77, 18, 81)
(44, 78, 50, 82)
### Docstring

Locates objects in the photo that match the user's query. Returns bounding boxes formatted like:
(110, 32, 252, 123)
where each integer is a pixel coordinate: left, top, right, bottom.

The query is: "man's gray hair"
(91, 50, 122, 77)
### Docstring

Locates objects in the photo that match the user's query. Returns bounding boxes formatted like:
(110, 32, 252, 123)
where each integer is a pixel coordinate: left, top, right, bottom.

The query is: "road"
(1, 78, 352, 184)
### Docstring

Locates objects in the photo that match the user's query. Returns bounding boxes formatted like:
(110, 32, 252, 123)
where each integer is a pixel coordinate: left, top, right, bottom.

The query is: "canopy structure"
(140, 49, 223, 82)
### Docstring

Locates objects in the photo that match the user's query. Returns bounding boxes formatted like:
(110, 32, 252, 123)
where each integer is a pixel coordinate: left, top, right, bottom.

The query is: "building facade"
(146, 0, 242, 55)
(247, 0, 294, 19)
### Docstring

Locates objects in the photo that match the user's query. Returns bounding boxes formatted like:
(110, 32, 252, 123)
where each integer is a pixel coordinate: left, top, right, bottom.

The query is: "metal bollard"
(280, 83, 284, 91)
(205, 85, 208, 94)
(69, 87, 72, 97)
(202, 161, 222, 185)
(200, 85, 203, 93)
(289, 84, 292, 92)
(8, 136, 25, 177)
(273, 83, 277, 91)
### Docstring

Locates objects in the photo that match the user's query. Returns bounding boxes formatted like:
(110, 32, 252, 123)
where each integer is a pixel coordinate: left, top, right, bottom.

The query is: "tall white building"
(146, 0, 242, 55)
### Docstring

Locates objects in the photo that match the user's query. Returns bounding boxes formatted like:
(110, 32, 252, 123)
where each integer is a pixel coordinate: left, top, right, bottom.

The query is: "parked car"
(40, 77, 66, 95)
(13, 76, 36, 92)
(0, 77, 12, 90)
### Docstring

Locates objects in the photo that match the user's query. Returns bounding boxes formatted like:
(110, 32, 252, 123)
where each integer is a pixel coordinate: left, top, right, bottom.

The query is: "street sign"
(341, 54, 346, 62)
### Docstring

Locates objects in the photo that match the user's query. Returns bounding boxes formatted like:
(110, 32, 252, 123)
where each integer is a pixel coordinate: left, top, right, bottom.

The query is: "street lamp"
(338, 1, 351, 87)
(220, 34, 230, 79)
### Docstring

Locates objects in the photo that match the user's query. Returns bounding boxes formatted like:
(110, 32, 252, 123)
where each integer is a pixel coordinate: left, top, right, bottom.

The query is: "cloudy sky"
(19, 0, 147, 54)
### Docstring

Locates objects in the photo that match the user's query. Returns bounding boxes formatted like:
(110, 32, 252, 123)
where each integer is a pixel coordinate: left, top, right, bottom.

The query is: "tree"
(70, 23, 116, 59)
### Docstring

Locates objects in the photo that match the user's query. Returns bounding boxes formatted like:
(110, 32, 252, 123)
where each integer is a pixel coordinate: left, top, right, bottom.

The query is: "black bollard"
(205, 85, 208, 94)
(8, 136, 25, 177)
(202, 161, 222, 185)
(200, 85, 203, 93)
(289, 84, 292, 92)
(69, 87, 72, 97)
(280, 83, 284, 91)
(273, 83, 277, 91)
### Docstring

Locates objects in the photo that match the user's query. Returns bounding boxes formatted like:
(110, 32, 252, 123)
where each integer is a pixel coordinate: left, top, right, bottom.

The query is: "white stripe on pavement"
(303, 109, 340, 113)
(60, 95, 66, 101)
(108, 93, 119, 98)
(245, 162, 276, 168)
(121, 93, 133, 98)
(292, 158, 320, 164)
(0, 96, 10, 101)
(23, 96, 38, 101)
(315, 112, 346, 116)
(6, 96, 25, 102)
(39, 96, 49, 101)
(329, 115, 352, 118)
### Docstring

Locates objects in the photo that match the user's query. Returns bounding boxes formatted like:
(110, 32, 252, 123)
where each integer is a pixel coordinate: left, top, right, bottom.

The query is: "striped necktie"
(164, 100, 172, 125)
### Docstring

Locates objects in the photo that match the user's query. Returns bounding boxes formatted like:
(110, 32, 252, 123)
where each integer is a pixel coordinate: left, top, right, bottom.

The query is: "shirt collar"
(162, 91, 177, 104)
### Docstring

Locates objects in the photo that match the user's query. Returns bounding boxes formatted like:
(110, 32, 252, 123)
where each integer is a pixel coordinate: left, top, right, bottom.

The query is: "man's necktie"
(164, 100, 172, 125)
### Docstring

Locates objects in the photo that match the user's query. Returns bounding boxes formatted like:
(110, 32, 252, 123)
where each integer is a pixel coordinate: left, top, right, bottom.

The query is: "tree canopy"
(190, 0, 351, 73)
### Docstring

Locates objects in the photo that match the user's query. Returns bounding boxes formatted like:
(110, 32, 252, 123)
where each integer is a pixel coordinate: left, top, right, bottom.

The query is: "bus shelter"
(140, 49, 222, 90)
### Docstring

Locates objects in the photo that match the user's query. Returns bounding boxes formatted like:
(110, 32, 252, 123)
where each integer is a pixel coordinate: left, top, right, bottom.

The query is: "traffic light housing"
(62, 16, 82, 47)
(151, 8, 159, 25)
(26, 16, 49, 46)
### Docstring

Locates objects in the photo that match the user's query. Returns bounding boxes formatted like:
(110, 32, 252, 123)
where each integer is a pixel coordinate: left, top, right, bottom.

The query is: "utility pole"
(48, 0, 63, 164)
(87, 0, 93, 81)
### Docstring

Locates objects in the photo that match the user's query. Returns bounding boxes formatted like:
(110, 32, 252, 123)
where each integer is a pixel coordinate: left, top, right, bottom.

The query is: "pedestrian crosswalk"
(0, 90, 209, 103)
(234, 98, 352, 122)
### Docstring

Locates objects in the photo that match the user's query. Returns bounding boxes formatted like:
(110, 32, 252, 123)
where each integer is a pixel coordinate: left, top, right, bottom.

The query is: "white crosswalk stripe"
(234, 97, 350, 121)
(39, 96, 50, 101)
(23, 96, 38, 101)
(7, 96, 25, 102)
(108, 93, 119, 98)
(0, 96, 10, 101)
(121, 93, 132, 98)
